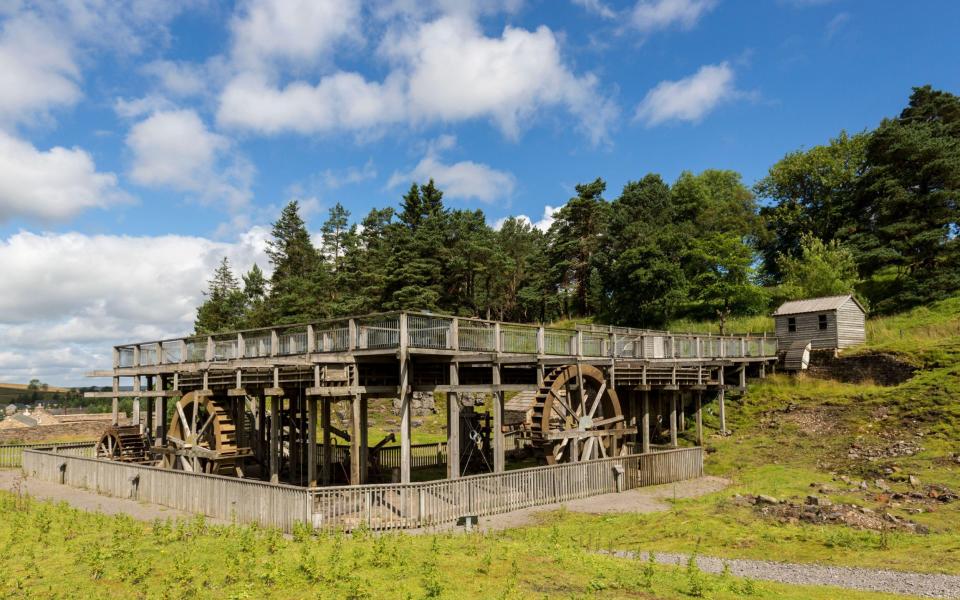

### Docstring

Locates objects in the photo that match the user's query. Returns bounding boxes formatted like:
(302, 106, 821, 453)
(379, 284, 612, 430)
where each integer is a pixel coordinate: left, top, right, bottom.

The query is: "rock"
(805, 495, 822, 506)
(876, 479, 892, 492)
(756, 494, 779, 505)
(909, 475, 921, 488)
(859, 481, 869, 490)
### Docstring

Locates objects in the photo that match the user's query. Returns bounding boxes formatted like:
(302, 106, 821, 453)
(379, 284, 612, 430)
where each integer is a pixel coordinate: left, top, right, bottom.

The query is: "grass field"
(0, 488, 919, 599)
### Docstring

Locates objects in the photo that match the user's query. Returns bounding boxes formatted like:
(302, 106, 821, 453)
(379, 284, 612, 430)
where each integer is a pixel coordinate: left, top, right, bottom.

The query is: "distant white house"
(774, 294, 867, 352)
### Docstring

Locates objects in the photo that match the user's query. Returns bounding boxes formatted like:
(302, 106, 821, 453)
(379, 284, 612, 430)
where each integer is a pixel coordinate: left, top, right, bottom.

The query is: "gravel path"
(605, 550, 960, 599)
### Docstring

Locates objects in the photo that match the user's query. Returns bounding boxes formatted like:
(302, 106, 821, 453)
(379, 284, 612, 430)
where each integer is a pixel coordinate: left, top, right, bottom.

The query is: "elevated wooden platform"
(86, 311, 777, 488)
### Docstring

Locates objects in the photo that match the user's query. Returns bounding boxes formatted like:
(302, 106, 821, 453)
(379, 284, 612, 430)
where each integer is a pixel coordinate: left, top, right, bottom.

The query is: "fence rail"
(0, 442, 95, 468)
(310, 447, 703, 532)
(114, 311, 778, 368)
(22, 446, 701, 533)
(22, 449, 312, 531)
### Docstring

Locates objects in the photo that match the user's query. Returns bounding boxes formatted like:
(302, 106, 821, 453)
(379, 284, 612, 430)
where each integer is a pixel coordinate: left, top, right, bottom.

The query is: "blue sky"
(1, 0, 958, 386)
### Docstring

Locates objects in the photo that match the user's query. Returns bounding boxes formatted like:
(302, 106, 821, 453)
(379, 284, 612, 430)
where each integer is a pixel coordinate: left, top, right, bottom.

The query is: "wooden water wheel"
(160, 392, 251, 476)
(530, 364, 628, 464)
(95, 425, 151, 463)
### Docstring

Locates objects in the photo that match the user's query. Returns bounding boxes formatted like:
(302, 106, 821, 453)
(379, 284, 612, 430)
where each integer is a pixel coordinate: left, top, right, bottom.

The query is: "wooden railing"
(0, 442, 95, 468)
(310, 447, 703, 532)
(112, 312, 778, 368)
(22, 446, 702, 533)
(23, 449, 313, 532)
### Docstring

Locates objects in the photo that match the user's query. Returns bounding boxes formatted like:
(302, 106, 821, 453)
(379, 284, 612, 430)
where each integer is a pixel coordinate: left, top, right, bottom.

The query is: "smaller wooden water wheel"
(161, 392, 250, 476)
(95, 425, 151, 463)
(530, 364, 628, 464)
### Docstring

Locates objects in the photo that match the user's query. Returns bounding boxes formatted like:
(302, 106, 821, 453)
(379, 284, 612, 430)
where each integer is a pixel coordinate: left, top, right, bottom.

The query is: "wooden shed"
(773, 295, 866, 351)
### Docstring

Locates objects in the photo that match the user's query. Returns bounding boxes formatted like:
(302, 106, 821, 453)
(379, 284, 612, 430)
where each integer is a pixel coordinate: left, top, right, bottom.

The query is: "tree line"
(196, 86, 959, 334)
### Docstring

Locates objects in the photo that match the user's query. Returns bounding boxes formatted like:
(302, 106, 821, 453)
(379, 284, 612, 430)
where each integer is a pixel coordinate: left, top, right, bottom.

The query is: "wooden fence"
(309, 447, 703, 532)
(22, 449, 312, 532)
(0, 441, 95, 468)
(21, 446, 702, 533)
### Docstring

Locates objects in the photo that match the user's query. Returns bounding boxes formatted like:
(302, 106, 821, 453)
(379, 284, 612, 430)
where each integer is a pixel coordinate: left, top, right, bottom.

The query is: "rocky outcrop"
(806, 350, 917, 386)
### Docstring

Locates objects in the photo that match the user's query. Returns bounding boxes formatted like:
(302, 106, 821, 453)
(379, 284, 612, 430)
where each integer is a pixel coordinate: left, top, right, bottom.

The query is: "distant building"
(774, 295, 867, 353)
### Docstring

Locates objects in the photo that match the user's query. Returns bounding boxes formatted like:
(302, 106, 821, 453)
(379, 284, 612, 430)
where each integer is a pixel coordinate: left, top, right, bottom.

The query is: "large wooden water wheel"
(161, 392, 250, 476)
(95, 425, 151, 463)
(530, 364, 628, 464)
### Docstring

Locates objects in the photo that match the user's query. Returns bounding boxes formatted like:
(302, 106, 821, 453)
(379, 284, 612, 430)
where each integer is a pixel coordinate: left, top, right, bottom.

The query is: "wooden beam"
(641, 390, 651, 454)
(269, 394, 279, 484)
(321, 399, 331, 485)
(350, 394, 361, 485)
(545, 426, 638, 441)
(695, 390, 704, 446)
(447, 362, 460, 480)
(307, 397, 318, 487)
(492, 363, 504, 473)
(669, 391, 678, 448)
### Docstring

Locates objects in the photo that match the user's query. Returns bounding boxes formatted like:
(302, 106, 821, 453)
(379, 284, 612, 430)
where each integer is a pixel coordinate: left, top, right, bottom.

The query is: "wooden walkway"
(84, 311, 777, 488)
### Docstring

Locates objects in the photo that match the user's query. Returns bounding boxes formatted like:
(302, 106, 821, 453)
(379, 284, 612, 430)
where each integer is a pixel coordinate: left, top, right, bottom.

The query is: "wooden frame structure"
(86, 311, 778, 487)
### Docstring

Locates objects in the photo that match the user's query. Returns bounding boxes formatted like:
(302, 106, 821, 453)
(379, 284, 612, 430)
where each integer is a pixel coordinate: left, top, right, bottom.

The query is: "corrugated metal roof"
(773, 295, 865, 316)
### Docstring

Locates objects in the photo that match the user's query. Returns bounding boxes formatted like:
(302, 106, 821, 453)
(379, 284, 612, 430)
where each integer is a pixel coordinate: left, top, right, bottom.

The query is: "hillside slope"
(518, 296, 960, 575)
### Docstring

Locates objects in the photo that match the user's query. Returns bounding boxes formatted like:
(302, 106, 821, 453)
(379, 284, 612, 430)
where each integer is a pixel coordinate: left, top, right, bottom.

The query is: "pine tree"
(265, 201, 327, 323)
(195, 257, 246, 334)
(547, 178, 610, 317)
(241, 263, 269, 327)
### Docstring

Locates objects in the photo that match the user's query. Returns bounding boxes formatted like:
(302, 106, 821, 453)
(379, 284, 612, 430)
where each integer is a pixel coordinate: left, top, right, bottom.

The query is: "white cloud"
(372, 0, 525, 21)
(217, 16, 616, 143)
(0, 14, 81, 127)
(113, 95, 176, 119)
(142, 60, 208, 97)
(127, 109, 227, 189)
(495, 204, 559, 232)
(630, 0, 716, 33)
(230, 0, 361, 70)
(825, 12, 850, 40)
(571, 0, 616, 19)
(319, 159, 378, 189)
(126, 109, 252, 211)
(218, 72, 407, 135)
(388, 135, 515, 203)
(634, 62, 736, 126)
(392, 17, 614, 142)
(0, 228, 270, 386)
(0, 131, 128, 222)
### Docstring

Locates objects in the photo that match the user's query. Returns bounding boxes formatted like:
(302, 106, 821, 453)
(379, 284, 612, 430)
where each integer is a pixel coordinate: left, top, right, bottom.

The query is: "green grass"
(0, 489, 919, 600)
(667, 314, 775, 335)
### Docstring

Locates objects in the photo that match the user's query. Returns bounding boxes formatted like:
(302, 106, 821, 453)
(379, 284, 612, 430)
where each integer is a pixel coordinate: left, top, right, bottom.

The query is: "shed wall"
(835, 297, 867, 348)
(774, 298, 866, 350)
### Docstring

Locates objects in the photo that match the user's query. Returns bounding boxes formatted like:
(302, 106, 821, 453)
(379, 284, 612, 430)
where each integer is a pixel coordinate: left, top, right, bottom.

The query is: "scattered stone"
(909, 475, 921, 488)
(876, 479, 892, 492)
(756, 494, 779, 505)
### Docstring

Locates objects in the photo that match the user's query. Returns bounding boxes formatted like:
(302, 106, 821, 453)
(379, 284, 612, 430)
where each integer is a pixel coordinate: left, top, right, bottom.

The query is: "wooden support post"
(399, 314, 412, 484)
(669, 391, 678, 447)
(144, 378, 153, 443)
(695, 391, 704, 446)
(132, 375, 141, 430)
(760, 362, 766, 379)
(641, 390, 651, 454)
(351, 394, 362, 485)
(447, 362, 460, 479)
(492, 363, 504, 473)
(111, 376, 119, 426)
(679, 392, 686, 431)
(718, 367, 727, 434)
(360, 395, 369, 484)
(269, 393, 280, 484)
(158, 374, 168, 448)
(740, 365, 747, 389)
(321, 399, 332, 485)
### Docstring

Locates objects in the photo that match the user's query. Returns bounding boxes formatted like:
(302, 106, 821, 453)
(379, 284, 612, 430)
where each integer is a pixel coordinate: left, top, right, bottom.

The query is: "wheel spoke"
(586, 382, 606, 420)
